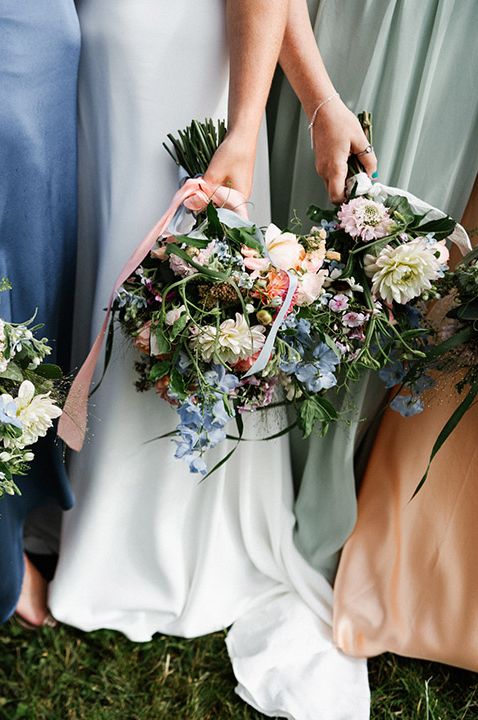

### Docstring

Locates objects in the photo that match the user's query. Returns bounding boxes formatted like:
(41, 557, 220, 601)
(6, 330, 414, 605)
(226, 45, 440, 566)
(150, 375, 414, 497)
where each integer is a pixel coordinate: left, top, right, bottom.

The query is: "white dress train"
(49, 2, 370, 717)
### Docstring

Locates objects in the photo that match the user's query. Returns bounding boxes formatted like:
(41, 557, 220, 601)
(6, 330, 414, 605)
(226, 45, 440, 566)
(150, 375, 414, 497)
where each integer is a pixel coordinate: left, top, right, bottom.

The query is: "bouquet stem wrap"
(58, 178, 248, 451)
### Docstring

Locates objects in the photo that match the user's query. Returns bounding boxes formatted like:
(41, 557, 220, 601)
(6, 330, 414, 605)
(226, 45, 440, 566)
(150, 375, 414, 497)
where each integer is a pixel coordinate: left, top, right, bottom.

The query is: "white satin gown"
(49, 2, 370, 718)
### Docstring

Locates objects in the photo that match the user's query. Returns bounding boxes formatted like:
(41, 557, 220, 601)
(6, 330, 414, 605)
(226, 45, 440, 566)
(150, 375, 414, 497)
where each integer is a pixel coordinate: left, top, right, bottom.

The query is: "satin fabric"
(269, 0, 478, 582)
(0, 0, 79, 621)
(334, 377, 478, 671)
(49, 3, 369, 717)
(333, 177, 478, 669)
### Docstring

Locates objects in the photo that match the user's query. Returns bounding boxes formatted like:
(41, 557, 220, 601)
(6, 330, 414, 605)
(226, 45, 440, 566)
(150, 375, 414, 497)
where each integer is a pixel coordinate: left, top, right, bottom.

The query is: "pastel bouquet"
(0, 280, 63, 497)
(106, 117, 468, 476)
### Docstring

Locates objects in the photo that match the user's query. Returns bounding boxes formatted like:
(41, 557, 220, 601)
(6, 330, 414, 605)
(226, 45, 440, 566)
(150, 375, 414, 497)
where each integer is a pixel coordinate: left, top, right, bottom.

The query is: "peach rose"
(265, 224, 305, 271)
(134, 322, 152, 355)
(296, 270, 328, 306)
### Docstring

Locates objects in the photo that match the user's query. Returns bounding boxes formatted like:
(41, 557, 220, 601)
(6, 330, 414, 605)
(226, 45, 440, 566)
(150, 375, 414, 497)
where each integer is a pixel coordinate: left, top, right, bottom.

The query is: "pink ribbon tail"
(58, 178, 247, 451)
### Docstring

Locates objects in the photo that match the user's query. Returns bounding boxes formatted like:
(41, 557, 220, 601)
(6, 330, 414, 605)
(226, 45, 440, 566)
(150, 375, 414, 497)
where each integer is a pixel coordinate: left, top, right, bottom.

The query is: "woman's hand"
(311, 99, 378, 204)
(203, 131, 257, 200)
(278, 0, 378, 204)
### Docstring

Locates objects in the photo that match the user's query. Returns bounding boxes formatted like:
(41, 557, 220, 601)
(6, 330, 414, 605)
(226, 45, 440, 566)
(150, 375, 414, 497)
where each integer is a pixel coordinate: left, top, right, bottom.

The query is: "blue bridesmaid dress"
(0, 1, 80, 621)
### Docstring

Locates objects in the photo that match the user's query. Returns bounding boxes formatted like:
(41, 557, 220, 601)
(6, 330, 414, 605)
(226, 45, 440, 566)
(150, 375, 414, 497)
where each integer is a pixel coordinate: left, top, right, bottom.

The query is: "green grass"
(0, 623, 477, 720)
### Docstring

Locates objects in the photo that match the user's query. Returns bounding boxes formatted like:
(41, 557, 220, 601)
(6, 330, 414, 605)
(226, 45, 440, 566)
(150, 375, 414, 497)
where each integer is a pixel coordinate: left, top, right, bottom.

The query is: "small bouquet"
(0, 280, 63, 497)
(107, 117, 468, 476)
(389, 244, 478, 492)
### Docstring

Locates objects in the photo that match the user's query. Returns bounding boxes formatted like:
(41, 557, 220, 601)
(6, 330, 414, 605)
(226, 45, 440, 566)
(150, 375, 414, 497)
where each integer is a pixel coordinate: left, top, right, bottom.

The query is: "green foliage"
(163, 118, 227, 177)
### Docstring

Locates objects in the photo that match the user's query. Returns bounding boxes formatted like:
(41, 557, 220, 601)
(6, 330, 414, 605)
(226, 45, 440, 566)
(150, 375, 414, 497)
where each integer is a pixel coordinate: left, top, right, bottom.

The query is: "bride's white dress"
(49, 2, 370, 718)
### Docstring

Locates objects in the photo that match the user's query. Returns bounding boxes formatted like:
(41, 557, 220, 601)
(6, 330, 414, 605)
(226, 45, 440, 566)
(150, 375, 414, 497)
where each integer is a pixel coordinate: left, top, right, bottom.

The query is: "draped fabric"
(0, 0, 79, 621)
(269, 0, 478, 580)
(49, 3, 370, 717)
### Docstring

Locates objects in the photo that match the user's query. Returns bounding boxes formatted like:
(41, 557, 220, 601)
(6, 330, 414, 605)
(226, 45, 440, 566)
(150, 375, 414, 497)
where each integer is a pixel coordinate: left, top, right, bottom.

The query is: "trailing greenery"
(0, 622, 477, 719)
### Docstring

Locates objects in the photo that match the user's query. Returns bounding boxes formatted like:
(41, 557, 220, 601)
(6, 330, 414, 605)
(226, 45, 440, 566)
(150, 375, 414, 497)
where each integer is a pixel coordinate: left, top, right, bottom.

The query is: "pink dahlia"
(338, 197, 392, 242)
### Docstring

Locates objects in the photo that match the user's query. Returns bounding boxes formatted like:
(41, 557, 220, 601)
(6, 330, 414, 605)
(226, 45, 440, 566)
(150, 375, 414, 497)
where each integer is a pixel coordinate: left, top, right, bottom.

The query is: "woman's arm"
(279, 0, 378, 203)
(204, 0, 289, 199)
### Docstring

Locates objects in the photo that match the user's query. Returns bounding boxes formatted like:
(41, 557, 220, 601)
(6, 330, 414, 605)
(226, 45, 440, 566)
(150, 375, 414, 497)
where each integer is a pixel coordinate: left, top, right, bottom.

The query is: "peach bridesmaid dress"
(333, 185, 478, 671)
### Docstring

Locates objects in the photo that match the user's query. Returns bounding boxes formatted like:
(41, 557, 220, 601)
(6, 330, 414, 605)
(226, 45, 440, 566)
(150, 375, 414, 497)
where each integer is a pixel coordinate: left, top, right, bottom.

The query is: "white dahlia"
(191, 313, 265, 364)
(364, 237, 444, 304)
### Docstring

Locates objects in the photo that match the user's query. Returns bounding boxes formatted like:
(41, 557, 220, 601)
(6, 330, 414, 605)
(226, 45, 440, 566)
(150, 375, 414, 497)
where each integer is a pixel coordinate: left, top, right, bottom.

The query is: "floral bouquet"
(106, 117, 468, 477)
(0, 280, 63, 497)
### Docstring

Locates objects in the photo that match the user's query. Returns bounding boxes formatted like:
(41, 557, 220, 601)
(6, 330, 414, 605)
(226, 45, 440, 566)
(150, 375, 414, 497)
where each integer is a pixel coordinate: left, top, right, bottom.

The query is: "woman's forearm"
(279, 0, 335, 119)
(204, 0, 289, 196)
(226, 0, 289, 142)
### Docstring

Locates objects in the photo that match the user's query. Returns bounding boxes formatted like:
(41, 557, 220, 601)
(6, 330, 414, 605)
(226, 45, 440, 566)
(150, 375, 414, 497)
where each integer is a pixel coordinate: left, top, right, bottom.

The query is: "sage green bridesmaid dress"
(269, 0, 478, 582)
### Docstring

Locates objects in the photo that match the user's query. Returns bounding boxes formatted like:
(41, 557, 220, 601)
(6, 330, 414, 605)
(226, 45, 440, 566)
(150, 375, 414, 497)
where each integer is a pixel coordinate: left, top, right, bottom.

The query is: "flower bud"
(256, 310, 273, 326)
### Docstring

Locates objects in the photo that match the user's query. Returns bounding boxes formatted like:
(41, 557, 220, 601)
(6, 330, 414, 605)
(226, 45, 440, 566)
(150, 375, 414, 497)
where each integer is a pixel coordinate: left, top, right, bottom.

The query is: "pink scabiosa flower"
(338, 197, 392, 242)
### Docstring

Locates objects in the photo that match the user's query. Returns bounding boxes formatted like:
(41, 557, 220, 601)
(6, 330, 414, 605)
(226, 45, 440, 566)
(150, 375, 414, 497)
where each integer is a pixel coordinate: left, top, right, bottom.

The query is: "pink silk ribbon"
(58, 177, 248, 451)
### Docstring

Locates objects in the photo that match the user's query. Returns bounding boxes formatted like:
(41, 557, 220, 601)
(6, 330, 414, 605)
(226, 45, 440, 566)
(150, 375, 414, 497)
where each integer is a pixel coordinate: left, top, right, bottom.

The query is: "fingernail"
(372, 171, 379, 179)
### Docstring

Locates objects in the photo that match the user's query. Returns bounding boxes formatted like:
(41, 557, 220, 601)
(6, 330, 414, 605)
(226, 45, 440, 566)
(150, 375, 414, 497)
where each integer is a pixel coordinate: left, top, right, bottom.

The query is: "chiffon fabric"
(0, 0, 79, 621)
(49, 3, 369, 717)
(269, 0, 478, 580)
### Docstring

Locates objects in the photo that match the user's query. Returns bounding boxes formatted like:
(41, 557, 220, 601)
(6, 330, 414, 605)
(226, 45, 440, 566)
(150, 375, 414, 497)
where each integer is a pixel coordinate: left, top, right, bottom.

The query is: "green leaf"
(90, 320, 115, 397)
(169, 368, 186, 400)
(203, 412, 243, 480)
(413, 216, 457, 239)
(206, 202, 223, 238)
(149, 360, 171, 382)
(35, 363, 63, 380)
(298, 396, 338, 438)
(226, 225, 263, 253)
(155, 327, 171, 355)
(0, 362, 23, 382)
(385, 195, 415, 226)
(307, 206, 336, 223)
(412, 380, 478, 498)
(170, 313, 189, 341)
(173, 234, 209, 249)
(454, 299, 478, 322)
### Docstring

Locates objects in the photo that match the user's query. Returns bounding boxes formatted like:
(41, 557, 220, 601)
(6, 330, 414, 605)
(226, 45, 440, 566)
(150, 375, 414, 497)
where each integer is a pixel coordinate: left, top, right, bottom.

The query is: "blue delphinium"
(379, 360, 406, 389)
(280, 341, 339, 393)
(173, 370, 238, 474)
(390, 394, 424, 417)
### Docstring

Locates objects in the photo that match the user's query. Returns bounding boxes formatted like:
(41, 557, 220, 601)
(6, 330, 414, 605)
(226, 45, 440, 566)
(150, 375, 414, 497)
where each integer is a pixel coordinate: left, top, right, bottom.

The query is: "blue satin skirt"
(0, 0, 80, 621)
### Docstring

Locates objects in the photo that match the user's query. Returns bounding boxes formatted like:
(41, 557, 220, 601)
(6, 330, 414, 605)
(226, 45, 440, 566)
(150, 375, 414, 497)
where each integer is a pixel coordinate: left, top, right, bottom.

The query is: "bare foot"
(15, 554, 51, 627)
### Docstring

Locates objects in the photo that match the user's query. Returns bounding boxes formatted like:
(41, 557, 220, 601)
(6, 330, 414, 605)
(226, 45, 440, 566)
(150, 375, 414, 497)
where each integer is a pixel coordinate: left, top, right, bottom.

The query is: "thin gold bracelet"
(308, 92, 340, 149)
